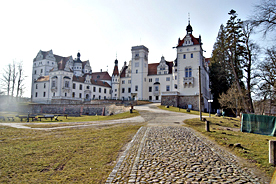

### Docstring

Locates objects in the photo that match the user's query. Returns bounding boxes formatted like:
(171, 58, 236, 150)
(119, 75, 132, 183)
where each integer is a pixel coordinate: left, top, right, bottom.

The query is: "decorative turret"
(112, 59, 119, 76)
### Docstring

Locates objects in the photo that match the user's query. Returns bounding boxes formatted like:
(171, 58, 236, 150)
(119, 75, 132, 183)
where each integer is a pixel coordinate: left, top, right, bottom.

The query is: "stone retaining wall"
(161, 95, 200, 110)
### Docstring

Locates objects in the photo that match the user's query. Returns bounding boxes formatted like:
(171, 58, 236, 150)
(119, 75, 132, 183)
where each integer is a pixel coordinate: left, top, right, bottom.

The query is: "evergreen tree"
(210, 24, 231, 109)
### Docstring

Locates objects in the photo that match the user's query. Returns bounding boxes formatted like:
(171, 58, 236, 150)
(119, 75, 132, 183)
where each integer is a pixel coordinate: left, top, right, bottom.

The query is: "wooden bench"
(0, 116, 5, 121)
(16, 115, 36, 122)
(7, 117, 14, 121)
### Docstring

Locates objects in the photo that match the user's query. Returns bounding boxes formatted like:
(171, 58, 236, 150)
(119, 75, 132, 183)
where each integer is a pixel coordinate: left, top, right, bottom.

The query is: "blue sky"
(0, 0, 263, 97)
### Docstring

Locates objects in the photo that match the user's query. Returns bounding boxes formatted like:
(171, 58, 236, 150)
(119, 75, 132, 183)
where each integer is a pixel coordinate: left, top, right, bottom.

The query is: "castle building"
(31, 21, 210, 111)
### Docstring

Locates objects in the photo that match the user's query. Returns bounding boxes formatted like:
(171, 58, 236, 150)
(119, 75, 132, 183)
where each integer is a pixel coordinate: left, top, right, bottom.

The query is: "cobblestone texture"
(107, 126, 267, 183)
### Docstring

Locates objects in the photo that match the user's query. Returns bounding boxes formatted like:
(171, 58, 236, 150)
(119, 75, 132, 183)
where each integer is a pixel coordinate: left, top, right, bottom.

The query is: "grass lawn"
(0, 123, 143, 183)
(158, 105, 214, 117)
(0, 110, 139, 123)
(184, 117, 276, 177)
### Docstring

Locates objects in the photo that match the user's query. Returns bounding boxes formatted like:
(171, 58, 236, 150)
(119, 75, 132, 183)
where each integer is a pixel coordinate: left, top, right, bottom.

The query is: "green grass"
(0, 123, 143, 183)
(184, 117, 276, 177)
(0, 110, 140, 123)
(158, 105, 214, 117)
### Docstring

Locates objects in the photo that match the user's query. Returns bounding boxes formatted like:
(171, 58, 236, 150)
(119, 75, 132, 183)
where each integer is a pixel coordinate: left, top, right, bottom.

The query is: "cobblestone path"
(106, 105, 268, 184)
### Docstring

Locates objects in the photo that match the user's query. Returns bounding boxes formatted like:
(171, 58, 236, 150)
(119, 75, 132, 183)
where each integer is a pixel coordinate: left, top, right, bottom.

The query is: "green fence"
(241, 114, 276, 136)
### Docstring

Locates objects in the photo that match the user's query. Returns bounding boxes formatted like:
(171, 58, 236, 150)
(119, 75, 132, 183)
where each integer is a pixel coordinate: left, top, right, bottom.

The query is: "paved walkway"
(106, 104, 269, 184)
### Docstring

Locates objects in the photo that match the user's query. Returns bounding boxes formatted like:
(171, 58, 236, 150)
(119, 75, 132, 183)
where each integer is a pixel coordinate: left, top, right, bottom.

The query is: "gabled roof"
(72, 75, 111, 88)
(148, 61, 173, 76)
(36, 76, 49, 82)
(120, 66, 128, 78)
(89, 72, 112, 80)
(176, 34, 200, 47)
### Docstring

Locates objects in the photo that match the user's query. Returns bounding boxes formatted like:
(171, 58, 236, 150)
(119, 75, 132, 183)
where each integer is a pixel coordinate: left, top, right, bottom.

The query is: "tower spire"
(186, 13, 193, 35)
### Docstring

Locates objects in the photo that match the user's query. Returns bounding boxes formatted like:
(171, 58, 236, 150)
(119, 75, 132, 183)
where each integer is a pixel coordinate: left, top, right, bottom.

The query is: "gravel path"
(106, 104, 270, 184)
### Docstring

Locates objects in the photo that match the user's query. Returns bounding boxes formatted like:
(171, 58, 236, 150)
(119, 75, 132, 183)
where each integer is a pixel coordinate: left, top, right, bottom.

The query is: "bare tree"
(16, 62, 25, 98)
(241, 21, 261, 113)
(257, 47, 276, 104)
(1, 64, 12, 96)
(251, 0, 276, 37)
(11, 61, 18, 97)
(219, 84, 245, 116)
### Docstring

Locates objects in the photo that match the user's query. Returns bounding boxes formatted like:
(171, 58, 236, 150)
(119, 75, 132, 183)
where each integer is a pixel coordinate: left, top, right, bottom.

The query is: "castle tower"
(111, 59, 120, 99)
(131, 45, 149, 100)
(74, 52, 82, 77)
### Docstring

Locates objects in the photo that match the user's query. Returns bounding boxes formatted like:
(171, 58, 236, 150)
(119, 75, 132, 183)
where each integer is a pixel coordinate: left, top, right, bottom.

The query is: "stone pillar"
(269, 140, 276, 165)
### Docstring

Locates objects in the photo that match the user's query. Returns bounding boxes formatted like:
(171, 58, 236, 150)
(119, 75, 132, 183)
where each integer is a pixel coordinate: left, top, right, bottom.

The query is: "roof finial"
(188, 13, 190, 25)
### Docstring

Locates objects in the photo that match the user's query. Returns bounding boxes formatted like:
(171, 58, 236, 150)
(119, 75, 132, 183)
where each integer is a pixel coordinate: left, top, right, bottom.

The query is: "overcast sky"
(0, 0, 263, 97)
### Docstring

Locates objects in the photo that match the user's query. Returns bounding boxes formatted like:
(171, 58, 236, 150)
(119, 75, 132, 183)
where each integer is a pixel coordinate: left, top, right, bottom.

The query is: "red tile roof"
(120, 66, 128, 78)
(148, 61, 173, 75)
(112, 65, 119, 76)
(177, 34, 200, 47)
(89, 72, 111, 80)
(72, 75, 111, 88)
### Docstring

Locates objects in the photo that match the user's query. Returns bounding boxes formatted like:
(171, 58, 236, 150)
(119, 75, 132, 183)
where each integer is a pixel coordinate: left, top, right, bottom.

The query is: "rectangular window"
(99, 95, 101, 99)
(122, 88, 125, 93)
(73, 83, 76, 89)
(99, 88, 101, 93)
(93, 87, 96, 92)
(175, 76, 177, 80)
(93, 95, 95, 99)
(128, 88, 131, 93)
(65, 81, 69, 88)
(128, 80, 131, 84)
(122, 80, 125, 84)
(149, 78, 152, 82)
(135, 62, 139, 67)
(144, 78, 146, 82)
(34, 70, 36, 74)
(185, 68, 192, 77)
(156, 96, 159, 100)
(136, 70, 138, 73)
(166, 77, 170, 81)
(155, 78, 159, 82)
(183, 54, 186, 59)
(41, 69, 43, 73)
(36, 84, 38, 89)
(149, 96, 152, 100)
(35, 92, 38, 97)
(86, 85, 89, 89)
(79, 93, 82, 98)
(104, 89, 106, 93)
(149, 87, 152, 92)
(164, 71, 167, 74)
(155, 86, 158, 91)
(43, 92, 46, 97)
(191, 53, 193, 58)
(166, 85, 170, 91)
(135, 85, 138, 91)
(175, 84, 178, 89)
(79, 84, 82, 90)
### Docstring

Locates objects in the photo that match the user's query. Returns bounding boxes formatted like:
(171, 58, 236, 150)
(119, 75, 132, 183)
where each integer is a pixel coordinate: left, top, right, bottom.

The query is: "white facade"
(31, 22, 210, 110)
(31, 51, 112, 104)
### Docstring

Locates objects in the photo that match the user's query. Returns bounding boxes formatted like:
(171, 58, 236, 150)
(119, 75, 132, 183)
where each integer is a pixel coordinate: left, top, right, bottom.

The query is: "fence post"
(205, 120, 210, 132)
(269, 140, 276, 165)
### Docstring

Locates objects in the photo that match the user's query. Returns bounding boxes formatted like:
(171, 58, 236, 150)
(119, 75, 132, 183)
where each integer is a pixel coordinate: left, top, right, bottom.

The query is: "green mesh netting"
(241, 114, 276, 136)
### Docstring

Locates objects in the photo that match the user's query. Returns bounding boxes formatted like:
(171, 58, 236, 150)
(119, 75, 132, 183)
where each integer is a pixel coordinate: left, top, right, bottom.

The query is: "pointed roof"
(112, 59, 119, 76)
